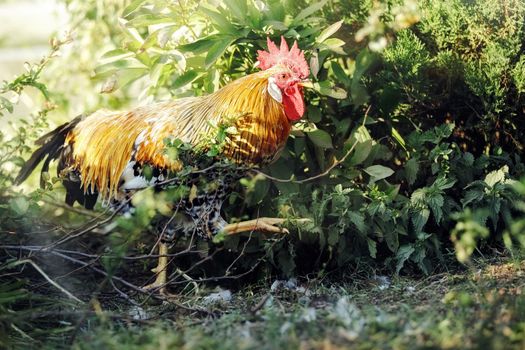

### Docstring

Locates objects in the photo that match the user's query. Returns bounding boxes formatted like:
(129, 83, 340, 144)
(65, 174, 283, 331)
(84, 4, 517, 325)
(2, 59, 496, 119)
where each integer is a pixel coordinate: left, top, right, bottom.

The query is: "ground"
(14, 252, 523, 350)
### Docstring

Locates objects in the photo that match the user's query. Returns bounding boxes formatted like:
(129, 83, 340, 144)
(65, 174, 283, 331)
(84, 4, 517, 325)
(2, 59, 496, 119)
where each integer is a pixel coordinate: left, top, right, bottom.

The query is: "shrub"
(2, 0, 525, 295)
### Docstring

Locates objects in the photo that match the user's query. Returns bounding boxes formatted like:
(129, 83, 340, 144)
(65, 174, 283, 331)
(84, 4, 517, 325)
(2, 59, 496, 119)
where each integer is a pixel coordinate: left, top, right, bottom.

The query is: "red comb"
(257, 36, 309, 79)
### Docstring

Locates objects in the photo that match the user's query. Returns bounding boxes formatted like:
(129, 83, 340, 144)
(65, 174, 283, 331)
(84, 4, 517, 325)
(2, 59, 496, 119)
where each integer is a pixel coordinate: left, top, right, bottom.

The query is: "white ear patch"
(267, 77, 282, 103)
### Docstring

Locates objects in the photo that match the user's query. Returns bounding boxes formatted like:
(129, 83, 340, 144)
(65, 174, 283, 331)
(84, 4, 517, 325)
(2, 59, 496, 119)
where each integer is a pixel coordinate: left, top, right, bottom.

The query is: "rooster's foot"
(142, 242, 175, 297)
(222, 217, 311, 235)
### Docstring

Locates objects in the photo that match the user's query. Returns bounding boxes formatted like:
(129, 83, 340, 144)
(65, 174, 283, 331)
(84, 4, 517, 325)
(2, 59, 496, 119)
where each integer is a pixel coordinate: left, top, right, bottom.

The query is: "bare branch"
(3, 259, 83, 303)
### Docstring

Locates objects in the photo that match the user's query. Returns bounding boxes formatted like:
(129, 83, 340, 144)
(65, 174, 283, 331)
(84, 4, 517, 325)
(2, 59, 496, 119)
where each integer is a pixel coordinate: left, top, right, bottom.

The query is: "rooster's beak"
(298, 79, 313, 88)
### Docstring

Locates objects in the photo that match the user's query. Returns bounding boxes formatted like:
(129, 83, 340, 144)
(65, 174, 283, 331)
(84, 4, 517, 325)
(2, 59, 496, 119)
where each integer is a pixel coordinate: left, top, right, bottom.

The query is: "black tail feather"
(15, 116, 82, 186)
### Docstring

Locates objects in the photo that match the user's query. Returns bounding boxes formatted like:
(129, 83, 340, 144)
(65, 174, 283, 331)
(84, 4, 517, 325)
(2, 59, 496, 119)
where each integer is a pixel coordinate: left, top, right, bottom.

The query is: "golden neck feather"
(67, 69, 292, 198)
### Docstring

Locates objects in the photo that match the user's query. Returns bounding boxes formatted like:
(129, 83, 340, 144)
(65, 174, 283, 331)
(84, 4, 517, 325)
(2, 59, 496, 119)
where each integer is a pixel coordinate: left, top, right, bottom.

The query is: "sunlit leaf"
(391, 126, 406, 150)
(320, 38, 346, 54)
(118, 18, 144, 44)
(200, 5, 236, 32)
(263, 20, 288, 31)
(122, 0, 147, 17)
(313, 81, 347, 99)
(93, 59, 147, 80)
(100, 49, 134, 62)
(178, 37, 216, 54)
(316, 20, 344, 43)
(127, 14, 175, 27)
(205, 38, 234, 68)
(172, 70, 199, 90)
(224, 0, 247, 22)
(364, 165, 394, 182)
(0, 96, 13, 114)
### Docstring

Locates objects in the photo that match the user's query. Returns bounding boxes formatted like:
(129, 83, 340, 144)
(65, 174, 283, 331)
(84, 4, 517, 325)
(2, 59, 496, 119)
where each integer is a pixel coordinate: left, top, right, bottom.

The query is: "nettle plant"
(4, 0, 521, 279)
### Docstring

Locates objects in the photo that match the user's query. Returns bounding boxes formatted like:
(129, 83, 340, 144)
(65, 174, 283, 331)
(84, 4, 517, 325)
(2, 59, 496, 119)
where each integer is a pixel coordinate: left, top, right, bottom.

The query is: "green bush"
(2, 0, 525, 296)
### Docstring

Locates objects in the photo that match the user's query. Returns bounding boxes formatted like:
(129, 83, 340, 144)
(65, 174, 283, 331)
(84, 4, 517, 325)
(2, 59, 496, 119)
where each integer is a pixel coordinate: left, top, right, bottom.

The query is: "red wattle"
(282, 85, 305, 121)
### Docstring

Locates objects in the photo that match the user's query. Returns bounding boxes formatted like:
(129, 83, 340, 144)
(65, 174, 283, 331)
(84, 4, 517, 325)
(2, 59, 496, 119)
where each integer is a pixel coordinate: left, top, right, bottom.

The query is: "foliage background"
(1, 0, 525, 348)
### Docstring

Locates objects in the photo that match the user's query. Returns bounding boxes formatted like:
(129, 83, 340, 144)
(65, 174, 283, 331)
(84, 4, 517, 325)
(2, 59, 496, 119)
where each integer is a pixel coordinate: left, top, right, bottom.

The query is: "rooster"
(16, 37, 310, 293)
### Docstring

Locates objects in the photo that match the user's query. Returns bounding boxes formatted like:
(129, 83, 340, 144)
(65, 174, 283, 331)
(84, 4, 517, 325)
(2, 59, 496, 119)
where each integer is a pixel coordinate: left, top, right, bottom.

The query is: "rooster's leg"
(221, 217, 310, 235)
(143, 242, 170, 295)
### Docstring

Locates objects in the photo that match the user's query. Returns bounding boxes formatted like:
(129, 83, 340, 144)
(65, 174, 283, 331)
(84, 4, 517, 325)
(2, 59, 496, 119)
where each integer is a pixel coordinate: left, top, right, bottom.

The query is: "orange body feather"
(65, 67, 291, 199)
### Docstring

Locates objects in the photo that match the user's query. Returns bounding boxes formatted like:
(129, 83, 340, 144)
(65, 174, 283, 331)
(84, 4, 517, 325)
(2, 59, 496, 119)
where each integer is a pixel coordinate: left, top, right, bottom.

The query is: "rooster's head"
(257, 37, 310, 121)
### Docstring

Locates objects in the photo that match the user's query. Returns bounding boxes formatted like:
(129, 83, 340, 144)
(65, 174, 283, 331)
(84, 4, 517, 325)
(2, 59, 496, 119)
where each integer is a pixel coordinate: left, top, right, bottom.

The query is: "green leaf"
(224, 0, 247, 22)
(307, 129, 333, 149)
(263, 20, 288, 31)
(307, 105, 322, 123)
(350, 84, 369, 106)
(127, 14, 175, 27)
(463, 152, 475, 166)
(269, 158, 299, 195)
(172, 70, 199, 90)
(293, 0, 328, 23)
(462, 189, 484, 207)
(328, 230, 340, 246)
(353, 125, 372, 143)
(404, 158, 419, 185)
(320, 38, 346, 54)
(213, 230, 227, 244)
(122, 0, 147, 17)
(412, 208, 430, 233)
(205, 38, 234, 68)
(93, 59, 147, 80)
(277, 249, 296, 277)
(350, 50, 377, 105)
(9, 197, 29, 216)
(331, 61, 351, 86)
(0, 96, 13, 113)
(314, 81, 348, 99)
(100, 49, 134, 61)
(391, 126, 406, 150)
(396, 244, 415, 274)
(349, 140, 372, 165)
(178, 37, 216, 54)
(485, 165, 509, 188)
(348, 211, 366, 233)
(117, 68, 148, 89)
(410, 188, 427, 206)
(251, 177, 270, 205)
(200, 6, 235, 32)
(367, 238, 377, 258)
(428, 194, 444, 224)
(364, 165, 394, 182)
(309, 51, 320, 78)
(385, 228, 399, 252)
(316, 20, 344, 43)
(354, 49, 376, 80)
(433, 176, 456, 191)
(118, 18, 144, 44)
